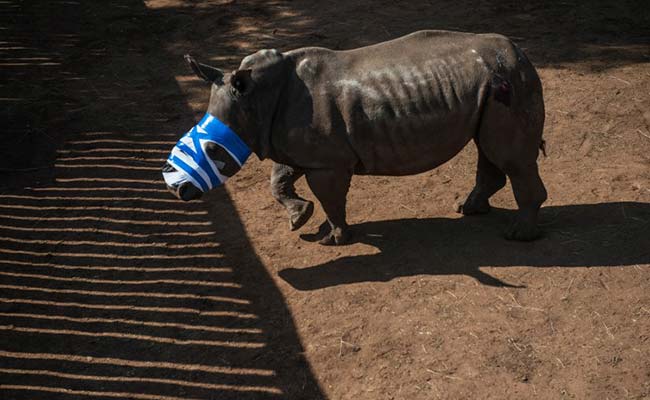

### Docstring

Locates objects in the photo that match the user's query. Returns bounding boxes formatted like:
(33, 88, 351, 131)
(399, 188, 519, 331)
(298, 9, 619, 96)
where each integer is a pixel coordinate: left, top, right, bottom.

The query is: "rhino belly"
(352, 114, 477, 176)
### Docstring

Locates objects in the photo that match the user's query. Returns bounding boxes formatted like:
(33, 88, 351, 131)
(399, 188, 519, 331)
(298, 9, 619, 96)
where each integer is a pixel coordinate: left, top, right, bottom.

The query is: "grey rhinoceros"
(163, 30, 547, 245)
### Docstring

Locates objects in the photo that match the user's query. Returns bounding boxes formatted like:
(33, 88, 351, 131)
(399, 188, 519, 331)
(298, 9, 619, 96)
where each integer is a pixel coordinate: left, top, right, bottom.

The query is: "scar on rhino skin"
(492, 75, 511, 106)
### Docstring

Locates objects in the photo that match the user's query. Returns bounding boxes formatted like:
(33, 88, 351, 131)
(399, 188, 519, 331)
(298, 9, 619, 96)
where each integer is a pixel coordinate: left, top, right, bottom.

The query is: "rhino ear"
(230, 69, 253, 94)
(184, 54, 224, 84)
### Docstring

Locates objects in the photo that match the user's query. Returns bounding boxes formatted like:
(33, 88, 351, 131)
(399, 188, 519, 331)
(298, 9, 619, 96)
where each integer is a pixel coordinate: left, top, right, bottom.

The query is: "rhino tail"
(539, 139, 547, 157)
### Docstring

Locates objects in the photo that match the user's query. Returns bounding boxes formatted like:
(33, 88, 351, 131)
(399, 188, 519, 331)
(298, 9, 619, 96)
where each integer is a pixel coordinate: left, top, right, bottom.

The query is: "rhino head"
(163, 50, 286, 201)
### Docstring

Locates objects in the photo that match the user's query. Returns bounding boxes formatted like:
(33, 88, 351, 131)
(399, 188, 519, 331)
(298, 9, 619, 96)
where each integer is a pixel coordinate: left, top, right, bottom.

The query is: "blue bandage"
(163, 114, 251, 191)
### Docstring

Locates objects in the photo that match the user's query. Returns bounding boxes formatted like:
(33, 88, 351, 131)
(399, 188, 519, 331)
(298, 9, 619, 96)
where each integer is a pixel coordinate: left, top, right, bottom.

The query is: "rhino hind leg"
(504, 163, 547, 241)
(305, 168, 351, 245)
(460, 140, 507, 215)
(476, 75, 547, 241)
(270, 162, 314, 231)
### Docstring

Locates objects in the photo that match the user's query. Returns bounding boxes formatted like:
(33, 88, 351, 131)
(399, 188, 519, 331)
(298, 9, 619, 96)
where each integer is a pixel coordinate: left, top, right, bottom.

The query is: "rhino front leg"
(305, 168, 352, 245)
(270, 162, 314, 231)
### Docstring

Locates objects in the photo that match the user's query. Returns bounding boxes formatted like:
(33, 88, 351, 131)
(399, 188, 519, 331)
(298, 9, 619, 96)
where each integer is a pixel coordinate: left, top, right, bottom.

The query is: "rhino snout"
(162, 162, 203, 201)
(175, 181, 202, 201)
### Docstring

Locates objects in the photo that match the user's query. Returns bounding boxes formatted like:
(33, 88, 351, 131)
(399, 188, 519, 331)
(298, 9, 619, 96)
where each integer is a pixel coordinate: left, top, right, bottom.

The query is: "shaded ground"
(1, 0, 650, 399)
(0, 1, 323, 399)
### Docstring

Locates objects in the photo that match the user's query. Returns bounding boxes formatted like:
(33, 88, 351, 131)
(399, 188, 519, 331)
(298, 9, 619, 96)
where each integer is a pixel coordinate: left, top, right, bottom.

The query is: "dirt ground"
(1, 0, 649, 399)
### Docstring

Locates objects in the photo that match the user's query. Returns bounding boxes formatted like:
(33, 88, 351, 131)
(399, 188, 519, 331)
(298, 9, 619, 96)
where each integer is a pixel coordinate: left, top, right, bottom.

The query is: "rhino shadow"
(280, 201, 650, 289)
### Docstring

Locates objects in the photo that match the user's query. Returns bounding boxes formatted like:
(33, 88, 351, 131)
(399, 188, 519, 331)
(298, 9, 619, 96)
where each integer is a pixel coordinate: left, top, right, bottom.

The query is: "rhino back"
(277, 31, 536, 174)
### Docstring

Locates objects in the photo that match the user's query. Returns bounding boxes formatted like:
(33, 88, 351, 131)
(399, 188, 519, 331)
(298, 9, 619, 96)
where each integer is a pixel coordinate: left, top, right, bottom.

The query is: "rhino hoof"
(319, 227, 350, 246)
(289, 201, 314, 231)
(459, 197, 491, 215)
(504, 220, 542, 241)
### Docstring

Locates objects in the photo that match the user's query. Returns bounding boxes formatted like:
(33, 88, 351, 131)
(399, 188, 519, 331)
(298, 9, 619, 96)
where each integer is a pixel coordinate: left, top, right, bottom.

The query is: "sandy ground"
(1, 0, 649, 399)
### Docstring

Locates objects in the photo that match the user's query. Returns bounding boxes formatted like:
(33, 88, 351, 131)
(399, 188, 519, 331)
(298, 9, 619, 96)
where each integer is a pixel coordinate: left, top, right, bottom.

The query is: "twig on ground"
(599, 277, 610, 291)
(602, 321, 615, 339)
(508, 293, 522, 307)
(338, 338, 359, 357)
(637, 129, 650, 140)
(426, 369, 462, 380)
(561, 277, 575, 300)
(508, 338, 522, 352)
(609, 75, 631, 85)
(399, 204, 417, 214)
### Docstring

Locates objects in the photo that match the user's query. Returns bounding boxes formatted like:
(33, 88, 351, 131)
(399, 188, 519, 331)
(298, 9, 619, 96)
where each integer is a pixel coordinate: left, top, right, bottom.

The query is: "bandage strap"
(164, 113, 251, 191)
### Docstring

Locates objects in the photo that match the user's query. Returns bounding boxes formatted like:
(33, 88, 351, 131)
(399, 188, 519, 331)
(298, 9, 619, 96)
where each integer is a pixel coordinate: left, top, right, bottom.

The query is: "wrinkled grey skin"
(170, 30, 547, 245)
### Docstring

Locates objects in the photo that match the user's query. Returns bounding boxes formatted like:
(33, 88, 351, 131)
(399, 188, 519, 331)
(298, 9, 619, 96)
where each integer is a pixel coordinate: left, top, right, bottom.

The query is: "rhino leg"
(504, 163, 547, 241)
(305, 168, 351, 245)
(475, 74, 547, 241)
(270, 162, 314, 231)
(460, 140, 507, 215)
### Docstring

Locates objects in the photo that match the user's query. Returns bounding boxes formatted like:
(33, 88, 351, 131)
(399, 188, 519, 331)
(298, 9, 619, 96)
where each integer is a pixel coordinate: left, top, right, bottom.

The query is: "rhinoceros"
(163, 30, 547, 245)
